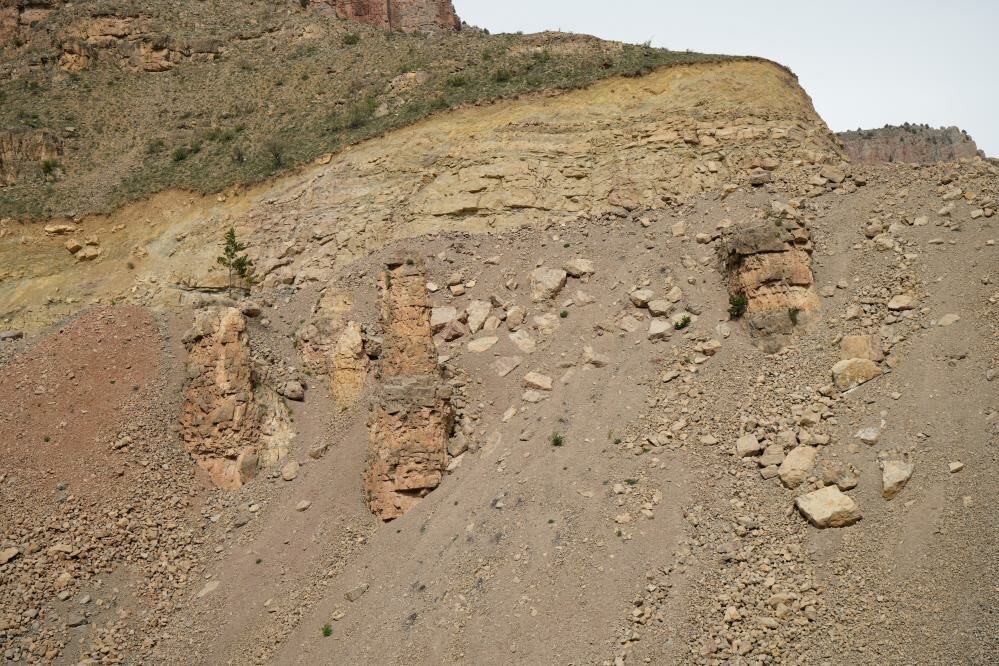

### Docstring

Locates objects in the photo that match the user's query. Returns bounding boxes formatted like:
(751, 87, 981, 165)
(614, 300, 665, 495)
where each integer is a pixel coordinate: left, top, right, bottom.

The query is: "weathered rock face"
(0, 1, 60, 48)
(364, 258, 453, 520)
(179, 308, 291, 488)
(331, 0, 460, 33)
(721, 218, 820, 350)
(0, 131, 63, 186)
(57, 17, 223, 72)
(838, 125, 984, 164)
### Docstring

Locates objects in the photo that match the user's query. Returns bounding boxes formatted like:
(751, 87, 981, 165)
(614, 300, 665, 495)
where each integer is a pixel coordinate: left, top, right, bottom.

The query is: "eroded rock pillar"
(364, 258, 453, 520)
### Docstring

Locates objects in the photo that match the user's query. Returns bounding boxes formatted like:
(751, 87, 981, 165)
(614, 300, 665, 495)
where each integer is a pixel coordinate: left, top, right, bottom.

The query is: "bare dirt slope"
(0, 59, 997, 666)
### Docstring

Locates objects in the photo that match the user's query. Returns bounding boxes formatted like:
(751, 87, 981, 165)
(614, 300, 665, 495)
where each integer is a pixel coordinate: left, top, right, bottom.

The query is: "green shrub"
(321, 624, 332, 637)
(674, 314, 691, 330)
(493, 68, 512, 83)
(550, 432, 565, 447)
(342, 33, 360, 46)
(788, 307, 801, 326)
(728, 293, 748, 319)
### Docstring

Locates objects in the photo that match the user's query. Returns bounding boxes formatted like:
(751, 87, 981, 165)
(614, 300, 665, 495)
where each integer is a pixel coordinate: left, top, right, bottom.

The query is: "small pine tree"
(217, 227, 253, 296)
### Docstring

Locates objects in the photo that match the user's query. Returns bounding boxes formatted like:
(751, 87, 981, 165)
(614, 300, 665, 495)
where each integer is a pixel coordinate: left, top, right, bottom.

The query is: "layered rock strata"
(364, 258, 453, 520)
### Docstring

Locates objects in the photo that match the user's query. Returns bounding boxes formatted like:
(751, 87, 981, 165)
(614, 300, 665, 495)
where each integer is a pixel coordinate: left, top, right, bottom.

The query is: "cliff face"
(838, 125, 984, 164)
(331, 0, 460, 32)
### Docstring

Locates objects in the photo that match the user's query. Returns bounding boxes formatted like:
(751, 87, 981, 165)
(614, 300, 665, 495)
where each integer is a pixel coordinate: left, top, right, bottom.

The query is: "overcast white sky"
(453, 0, 998, 156)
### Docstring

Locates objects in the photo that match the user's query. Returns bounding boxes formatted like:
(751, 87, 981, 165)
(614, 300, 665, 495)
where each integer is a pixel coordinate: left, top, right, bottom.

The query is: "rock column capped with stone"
(364, 258, 454, 521)
(721, 220, 820, 350)
(179, 308, 291, 489)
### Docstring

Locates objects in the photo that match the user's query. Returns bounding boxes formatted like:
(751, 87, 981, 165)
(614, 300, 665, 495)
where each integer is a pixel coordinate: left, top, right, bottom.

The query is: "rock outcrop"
(330, 0, 460, 33)
(721, 217, 820, 350)
(364, 258, 453, 520)
(838, 125, 985, 163)
(179, 308, 291, 488)
(58, 17, 223, 72)
(0, 131, 63, 186)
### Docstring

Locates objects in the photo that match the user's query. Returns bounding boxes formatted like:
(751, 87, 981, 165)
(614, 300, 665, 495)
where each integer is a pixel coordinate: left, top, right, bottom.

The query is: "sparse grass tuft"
(674, 314, 691, 330)
(788, 307, 801, 326)
(321, 624, 332, 637)
(550, 432, 565, 447)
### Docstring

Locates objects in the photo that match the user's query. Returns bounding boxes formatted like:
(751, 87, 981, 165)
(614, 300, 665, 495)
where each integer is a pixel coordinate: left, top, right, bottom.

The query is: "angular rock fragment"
(880, 460, 914, 499)
(840, 334, 884, 362)
(831, 358, 882, 391)
(795, 486, 862, 528)
(778, 446, 817, 488)
(529, 267, 567, 301)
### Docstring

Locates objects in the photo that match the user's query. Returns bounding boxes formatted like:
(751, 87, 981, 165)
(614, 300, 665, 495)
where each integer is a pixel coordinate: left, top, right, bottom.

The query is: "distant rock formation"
(838, 125, 984, 164)
(331, 0, 460, 33)
(179, 308, 292, 488)
(364, 258, 453, 520)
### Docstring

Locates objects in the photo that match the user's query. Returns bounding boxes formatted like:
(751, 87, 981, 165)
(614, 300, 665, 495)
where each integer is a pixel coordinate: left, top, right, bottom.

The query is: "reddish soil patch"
(0, 306, 160, 505)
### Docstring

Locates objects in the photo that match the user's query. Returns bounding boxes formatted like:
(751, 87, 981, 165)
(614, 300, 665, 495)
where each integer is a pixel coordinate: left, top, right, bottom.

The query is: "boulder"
(840, 335, 883, 362)
(465, 300, 491, 333)
(529, 268, 567, 301)
(778, 446, 817, 488)
(887, 294, 916, 311)
(795, 486, 862, 528)
(562, 258, 594, 277)
(831, 358, 882, 391)
(629, 289, 655, 307)
(736, 433, 764, 457)
(880, 460, 914, 499)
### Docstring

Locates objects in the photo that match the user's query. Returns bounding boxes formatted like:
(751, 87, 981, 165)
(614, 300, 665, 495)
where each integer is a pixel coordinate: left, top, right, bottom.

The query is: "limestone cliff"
(364, 258, 453, 520)
(838, 125, 984, 163)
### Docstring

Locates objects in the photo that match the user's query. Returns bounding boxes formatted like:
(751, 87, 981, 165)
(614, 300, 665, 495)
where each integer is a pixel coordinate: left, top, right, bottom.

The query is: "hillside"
(1, 7, 998, 666)
(0, 0, 731, 219)
(837, 124, 985, 164)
